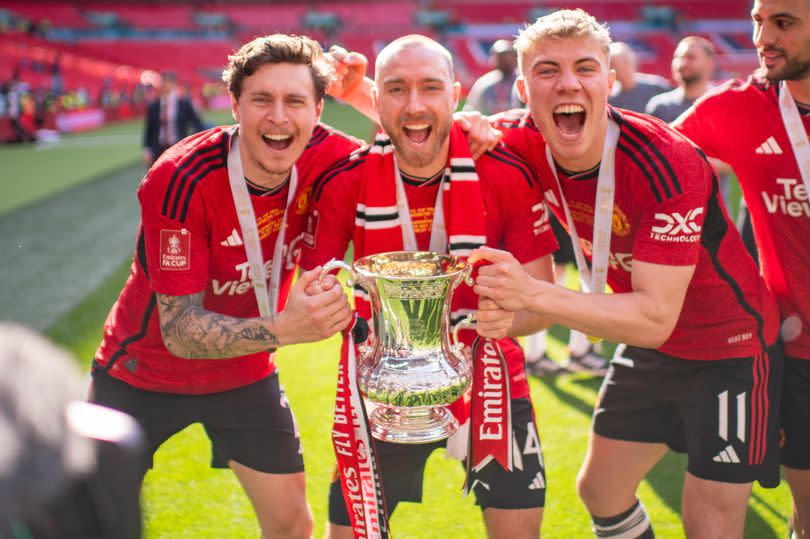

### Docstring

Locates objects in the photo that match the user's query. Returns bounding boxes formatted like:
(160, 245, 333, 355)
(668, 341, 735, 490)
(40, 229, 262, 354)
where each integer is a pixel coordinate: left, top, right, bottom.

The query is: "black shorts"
(550, 213, 575, 266)
(593, 343, 783, 488)
(328, 398, 545, 525)
(90, 370, 303, 477)
(781, 355, 810, 469)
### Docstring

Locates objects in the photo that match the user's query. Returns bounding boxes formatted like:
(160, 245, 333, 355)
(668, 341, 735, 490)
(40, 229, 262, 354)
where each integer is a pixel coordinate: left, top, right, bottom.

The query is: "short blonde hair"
(515, 9, 612, 71)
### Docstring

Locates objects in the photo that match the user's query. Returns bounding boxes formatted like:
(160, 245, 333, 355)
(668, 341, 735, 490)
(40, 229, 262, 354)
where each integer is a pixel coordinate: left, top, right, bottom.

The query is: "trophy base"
(368, 404, 458, 444)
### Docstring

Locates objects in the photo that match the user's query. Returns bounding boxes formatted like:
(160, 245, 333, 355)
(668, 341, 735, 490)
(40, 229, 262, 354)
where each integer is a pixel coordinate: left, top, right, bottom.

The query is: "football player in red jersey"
(89, 34, 359, 538)
(465, 9, 782, 538)
(304, 35, 556, 539)
(673, 1, 810, 536)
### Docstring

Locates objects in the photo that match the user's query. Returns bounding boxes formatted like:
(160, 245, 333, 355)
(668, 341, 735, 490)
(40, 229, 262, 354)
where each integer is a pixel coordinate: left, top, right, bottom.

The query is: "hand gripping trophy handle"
(320, 259, 369, 343)
(319, 259, 358, 289)
(451, 261, 476, 351)
(319, 256, 477, 346)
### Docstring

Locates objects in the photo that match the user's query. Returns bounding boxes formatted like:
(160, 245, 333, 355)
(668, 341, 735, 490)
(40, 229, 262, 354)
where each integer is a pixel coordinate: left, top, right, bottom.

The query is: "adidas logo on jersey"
(755, 136, 783, 155)
(528, 471, 545, 490)
(713, 445, 740, 464)
(220, 228, 244, 247)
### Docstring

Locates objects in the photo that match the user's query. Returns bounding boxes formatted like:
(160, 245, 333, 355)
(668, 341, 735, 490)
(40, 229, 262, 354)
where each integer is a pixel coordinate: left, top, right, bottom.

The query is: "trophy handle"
(448, 258, 476, 289)
(452, 313, 477, 347)
(461, 261, 475, 287)
(319, 259, 358, 288)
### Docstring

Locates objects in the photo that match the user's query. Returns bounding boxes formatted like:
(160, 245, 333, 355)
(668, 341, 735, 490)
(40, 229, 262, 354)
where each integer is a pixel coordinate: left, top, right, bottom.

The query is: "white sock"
(569, 330, 589, 356)
(591, 500, 654, 538)
(524, 330, 547, 359)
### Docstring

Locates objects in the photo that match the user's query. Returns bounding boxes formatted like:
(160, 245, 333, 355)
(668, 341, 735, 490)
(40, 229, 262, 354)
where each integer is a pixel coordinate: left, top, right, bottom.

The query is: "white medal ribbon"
(226, 132, 299, 317)
(544, 118, 621, 303)
(393, 155, 448, 253)
(778, 81, 810, 200)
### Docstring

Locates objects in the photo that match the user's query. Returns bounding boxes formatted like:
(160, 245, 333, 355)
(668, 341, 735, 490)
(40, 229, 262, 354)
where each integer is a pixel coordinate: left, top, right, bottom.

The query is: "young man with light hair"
(469, 9, 782, 538)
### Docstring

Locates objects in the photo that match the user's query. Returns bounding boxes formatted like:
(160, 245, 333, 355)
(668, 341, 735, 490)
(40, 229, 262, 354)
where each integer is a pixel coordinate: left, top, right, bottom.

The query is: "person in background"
(646, 36, 716, 123)
(6, 78, 37, 143)
(463, 39, 523, 115)
(142, 71, 206, 165)
(608, 41, 671, 113)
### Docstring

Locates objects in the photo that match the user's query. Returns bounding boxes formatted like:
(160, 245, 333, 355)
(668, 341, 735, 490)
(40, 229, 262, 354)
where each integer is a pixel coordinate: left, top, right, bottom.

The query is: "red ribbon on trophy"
(332, 320, 389, 539)
(464, 336, 512, 492)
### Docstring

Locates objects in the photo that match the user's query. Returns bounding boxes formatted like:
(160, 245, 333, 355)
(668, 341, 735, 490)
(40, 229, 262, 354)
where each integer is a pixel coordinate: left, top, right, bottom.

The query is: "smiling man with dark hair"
(91, 34, 361, 537)
(673, 1, 810, 535)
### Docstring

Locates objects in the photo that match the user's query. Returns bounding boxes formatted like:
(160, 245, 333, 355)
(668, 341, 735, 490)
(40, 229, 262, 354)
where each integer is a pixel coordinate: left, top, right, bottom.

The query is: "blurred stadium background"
(0, 1, 790, 538)
(0, 0, 756, 143)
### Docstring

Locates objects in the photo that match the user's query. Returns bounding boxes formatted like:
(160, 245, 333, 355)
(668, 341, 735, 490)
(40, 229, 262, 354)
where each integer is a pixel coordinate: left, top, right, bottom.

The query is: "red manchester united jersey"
(496, 107, 779, 360)
(300, 144, 557, 399)
(674, 77, 810, 360)
(94, 124, 361, 394)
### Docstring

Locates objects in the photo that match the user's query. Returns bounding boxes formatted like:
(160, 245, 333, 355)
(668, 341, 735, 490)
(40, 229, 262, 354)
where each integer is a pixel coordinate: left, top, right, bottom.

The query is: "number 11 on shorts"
(718, 390, 746, 443)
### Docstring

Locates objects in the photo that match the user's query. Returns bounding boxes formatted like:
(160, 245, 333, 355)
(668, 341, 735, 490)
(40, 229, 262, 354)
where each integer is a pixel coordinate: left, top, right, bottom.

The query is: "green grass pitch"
(5, 101, 791, 538)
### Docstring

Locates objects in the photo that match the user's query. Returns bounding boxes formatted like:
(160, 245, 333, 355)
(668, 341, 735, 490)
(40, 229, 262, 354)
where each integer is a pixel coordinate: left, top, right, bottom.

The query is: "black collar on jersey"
(555, 160, 600, 181)
(797, 101, 810, 117)
(400, 168, 445, 187)
(245, 174, 290, 197)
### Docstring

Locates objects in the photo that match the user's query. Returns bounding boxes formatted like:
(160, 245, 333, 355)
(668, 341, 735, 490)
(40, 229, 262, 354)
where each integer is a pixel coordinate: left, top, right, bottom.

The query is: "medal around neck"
(545, 119, 621, 349)
(321, 251, 475, 443)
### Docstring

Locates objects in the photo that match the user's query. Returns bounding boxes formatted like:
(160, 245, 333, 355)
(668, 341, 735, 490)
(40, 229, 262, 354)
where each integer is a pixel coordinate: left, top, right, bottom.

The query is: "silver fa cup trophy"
(321, 251, 475, 443)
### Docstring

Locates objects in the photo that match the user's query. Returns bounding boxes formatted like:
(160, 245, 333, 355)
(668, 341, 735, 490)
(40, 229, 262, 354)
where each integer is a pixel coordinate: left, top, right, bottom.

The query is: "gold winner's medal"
(587, 335, 603, 344)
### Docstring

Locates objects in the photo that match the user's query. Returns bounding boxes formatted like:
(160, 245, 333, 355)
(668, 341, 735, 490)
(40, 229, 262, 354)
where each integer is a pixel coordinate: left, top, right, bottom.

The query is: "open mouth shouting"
(262, 132, 294, 151)
(552, 104, 586, 139)
(402, 122, 432, 144)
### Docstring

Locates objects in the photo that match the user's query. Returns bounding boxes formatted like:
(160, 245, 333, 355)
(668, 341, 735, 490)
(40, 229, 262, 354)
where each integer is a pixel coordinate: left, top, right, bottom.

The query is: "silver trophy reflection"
(321, 251, 475, 443)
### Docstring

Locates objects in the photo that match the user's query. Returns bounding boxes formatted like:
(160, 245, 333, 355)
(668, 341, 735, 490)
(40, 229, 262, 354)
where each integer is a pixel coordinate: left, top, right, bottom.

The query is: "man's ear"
(607, 69, 616, 95)
(230, 94, 239, 122)
(452, 81, 461, 107)
(516, 77, 528, 104)
(314, 99, 324, 126)
(371, 85, 380, 113)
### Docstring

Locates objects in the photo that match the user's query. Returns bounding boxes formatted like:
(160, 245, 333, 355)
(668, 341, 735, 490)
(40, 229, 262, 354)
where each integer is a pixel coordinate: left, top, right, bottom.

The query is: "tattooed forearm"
(157, 292, 278, 359)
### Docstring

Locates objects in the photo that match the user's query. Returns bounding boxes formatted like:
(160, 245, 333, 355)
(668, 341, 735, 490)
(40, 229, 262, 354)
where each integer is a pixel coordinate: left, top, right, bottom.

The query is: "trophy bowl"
(321, 251, 474, 443)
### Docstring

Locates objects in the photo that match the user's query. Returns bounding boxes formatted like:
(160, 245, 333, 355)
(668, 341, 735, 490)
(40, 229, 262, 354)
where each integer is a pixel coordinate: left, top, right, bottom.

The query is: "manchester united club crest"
(295, 186, 312, 216)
